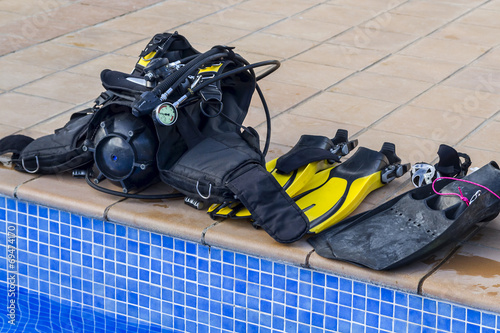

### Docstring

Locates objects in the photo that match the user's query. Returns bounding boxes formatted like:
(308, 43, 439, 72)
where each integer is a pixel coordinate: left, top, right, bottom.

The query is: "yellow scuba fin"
(208, 129, 358, 217)
(298, 142, 409, 233)
(210, 142, 410, 234)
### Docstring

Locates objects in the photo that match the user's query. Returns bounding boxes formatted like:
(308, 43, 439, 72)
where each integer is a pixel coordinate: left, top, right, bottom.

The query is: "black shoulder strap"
(0, 134, 34, 160)
(225, 164, 309, 243)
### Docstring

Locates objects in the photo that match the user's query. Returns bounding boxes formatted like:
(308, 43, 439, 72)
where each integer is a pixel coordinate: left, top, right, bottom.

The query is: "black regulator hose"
(85, 170, 184, 199)
(153, 48, 229, 97)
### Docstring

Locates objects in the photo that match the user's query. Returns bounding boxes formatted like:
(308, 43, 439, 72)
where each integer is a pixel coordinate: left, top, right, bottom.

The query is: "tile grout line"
(348, 45, 497, 142)
(416, 222, 487, 295)
(1, 0, 260, 133)
(262, 0, 497, 140)
(0, 0, 170, 57)
(13, 175, 42, 199)
(200, 219, 222, 246)
(454, 109, 500, 148)
(338, 0, 498, 139)
(102, 198, 128, 222)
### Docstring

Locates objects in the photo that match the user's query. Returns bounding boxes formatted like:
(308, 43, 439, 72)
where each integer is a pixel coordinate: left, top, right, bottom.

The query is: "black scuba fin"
(308, 161, 500, 270)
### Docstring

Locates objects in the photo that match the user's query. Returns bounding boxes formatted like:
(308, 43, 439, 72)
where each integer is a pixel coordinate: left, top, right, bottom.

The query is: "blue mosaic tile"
(380, 315, 393, 331)
(286, 293, 298, 307)
(234, 253, 246, 267)
(299, 281, 312, 297)
(367, 284, 380, 299)
(367, 298, 380, 314)
(353, 308, 365, 324)
(453, 305, 466, 321)
(274, 275, 285, 290)
(423, 312, 436, 328)
(409, 295, 423, 310)
(353, 295, 366, 310)
(482, 312, 496, 328)
(409, 309, 423, 325)
(467, 309, 481, 324)
(452, 319, 466, 333)
(286, 265, 298, 280)
(408, 323, 422, 333)
(286, 278, 298, 294)
(274, 289, 285, 304)
(466, 323, 480, 333)
(381, 302, 394, 317)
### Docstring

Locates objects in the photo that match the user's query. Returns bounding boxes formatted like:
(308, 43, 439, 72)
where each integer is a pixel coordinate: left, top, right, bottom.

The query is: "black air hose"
(132, 46, 230, 117)
(152, 47, 229, 97)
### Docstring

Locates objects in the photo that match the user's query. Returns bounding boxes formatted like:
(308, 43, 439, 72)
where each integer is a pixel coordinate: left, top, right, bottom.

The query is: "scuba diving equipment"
(208, 129, 358, 217)
(308, 161, 500, 270)
(91, 32, 280, 205)
(128, 33, 314, 243)
(133, 31, 199, 77)
(410, 144, 471, 188)
(96, 32, 306, 242)
(208, 141, 410, 235)
(87, 111, 158, 194)
(0, 110, 94, 174)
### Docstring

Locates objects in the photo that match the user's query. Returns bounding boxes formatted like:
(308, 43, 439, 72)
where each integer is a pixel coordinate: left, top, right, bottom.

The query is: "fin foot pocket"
(308, 162, 500, 270)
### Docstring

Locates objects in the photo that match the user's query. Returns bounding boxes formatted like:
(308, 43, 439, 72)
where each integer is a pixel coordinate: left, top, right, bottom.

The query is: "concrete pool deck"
(1, 0, 500, 314)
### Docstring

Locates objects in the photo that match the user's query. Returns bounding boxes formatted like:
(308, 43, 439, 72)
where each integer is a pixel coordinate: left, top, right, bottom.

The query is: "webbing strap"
(226, 164, 309, 243)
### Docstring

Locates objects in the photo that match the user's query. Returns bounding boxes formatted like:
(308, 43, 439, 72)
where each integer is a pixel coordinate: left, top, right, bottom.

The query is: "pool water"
(0, 283, 170, 333)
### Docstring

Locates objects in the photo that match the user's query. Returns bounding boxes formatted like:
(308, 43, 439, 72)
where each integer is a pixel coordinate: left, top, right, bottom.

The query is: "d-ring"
(22, 156, 40, 174)
(196, 180, 212, 200)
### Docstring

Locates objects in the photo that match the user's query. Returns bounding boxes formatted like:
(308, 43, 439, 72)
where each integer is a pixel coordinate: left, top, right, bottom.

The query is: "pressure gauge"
(154, 102, 178, 126)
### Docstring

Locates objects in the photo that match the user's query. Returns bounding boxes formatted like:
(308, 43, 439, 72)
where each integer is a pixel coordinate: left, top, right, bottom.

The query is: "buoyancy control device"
(0, 31, 311, 243)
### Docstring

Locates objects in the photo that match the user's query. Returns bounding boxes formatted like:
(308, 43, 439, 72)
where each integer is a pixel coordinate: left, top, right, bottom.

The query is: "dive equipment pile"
(209, 137, 411, 234)
(1, 31, 499, 270)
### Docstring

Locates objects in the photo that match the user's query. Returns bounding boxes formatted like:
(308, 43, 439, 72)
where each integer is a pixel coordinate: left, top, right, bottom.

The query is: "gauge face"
(154, 102, 178, 126)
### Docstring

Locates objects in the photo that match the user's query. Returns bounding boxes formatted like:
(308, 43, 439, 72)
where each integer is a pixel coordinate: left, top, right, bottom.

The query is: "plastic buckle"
(382, 163, 410, 184)
(381, 165, 396, 184)
(94, 91, 114, 107)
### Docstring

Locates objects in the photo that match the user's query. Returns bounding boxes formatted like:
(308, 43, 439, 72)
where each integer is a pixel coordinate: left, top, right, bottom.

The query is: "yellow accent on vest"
(198, 63, 223, 74)
(137, 51, 157, 67)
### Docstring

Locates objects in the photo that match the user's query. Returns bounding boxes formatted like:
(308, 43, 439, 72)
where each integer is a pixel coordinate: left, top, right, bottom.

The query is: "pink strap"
(432, 176, 500, 206)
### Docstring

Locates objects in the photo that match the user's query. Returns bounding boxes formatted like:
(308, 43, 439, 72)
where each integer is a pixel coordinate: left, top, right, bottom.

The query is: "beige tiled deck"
(1, 0, 500, 314)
